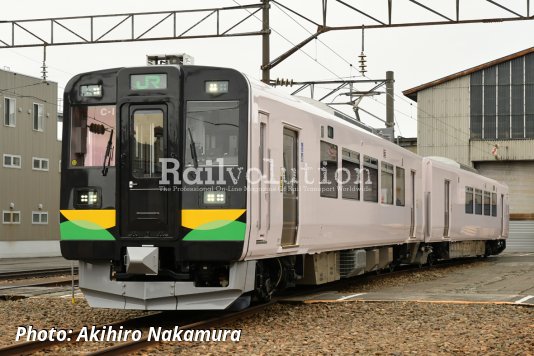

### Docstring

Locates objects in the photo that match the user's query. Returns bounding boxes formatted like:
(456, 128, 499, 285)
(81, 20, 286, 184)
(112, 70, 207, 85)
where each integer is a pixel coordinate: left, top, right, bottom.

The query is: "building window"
(3, 97, 16, 127)
(470, 71, 483, 139)
(33, 103, 44, 131)
(483, 66, 497, 140)
(363, 156, 378, 202)
(483, 191, 491, 216)
(475, 189, 483, 215)
(380, 162, 394, 205)
(497, 61, 511, 139)
(2, 211, 21, 224)
(32, 211, 48, 224)
(491, 192, 497, 217)
(526, 53, 534, 138)
(511, 57, 525, 139)
(396, 167, 405, 206)
(3, 154, 21, 168)
(471, 54, 534, 139)
(320, 141, 338, 198)
(341, 148, 360, 200)
(465, 187, 474, 214)
(32, 157, 49, 171)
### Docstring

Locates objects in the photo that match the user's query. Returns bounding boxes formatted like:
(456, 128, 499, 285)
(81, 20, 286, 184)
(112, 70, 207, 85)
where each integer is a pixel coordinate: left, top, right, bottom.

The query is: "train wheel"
(253, 261, 276, 303)
(427, 252, 437, 267)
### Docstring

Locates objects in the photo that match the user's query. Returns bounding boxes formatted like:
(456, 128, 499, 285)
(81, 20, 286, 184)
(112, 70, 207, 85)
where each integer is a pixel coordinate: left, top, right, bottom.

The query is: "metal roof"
(403, 46, 534, 102)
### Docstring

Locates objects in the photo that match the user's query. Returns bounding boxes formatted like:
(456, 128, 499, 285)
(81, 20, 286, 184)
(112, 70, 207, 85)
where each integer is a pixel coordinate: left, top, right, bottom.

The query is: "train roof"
(423, 157, 508, 188)
(245, 74, 422, 160)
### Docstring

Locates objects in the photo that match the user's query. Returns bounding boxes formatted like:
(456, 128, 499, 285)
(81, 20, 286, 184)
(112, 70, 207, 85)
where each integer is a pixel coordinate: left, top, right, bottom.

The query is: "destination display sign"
(130, 74, 167, 90)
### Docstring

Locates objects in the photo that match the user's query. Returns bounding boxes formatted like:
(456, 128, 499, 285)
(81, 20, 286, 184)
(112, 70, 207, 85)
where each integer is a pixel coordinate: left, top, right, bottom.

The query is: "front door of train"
(120, 104, 172, 237)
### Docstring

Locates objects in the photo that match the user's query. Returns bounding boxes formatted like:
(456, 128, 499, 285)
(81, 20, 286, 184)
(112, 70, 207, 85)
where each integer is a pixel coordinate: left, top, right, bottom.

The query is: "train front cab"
(60, 66, 257, 310)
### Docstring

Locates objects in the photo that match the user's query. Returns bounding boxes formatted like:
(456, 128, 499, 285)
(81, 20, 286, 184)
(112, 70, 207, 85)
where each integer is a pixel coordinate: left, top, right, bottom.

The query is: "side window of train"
(395, 167, 405, 206)
(474, 189, 483, 215)
(363, 156, 378, 203)
(380, 162, 394, 204)
(341, 148, 360, 200)
(491, 192, 497, 217)
(320, 141, 338, 198)
(483, 191, 491, 216)
(465, 187, 474, 214)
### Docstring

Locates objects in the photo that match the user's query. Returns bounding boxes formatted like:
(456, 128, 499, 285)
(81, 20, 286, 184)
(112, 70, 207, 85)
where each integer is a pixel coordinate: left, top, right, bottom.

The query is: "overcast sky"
(1, 0, 533, 137)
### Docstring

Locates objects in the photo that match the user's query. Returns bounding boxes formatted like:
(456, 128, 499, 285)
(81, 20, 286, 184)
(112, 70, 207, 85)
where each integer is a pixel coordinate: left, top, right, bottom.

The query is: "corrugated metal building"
(404, 47, 534, 252)
(0, 69, 61, 257)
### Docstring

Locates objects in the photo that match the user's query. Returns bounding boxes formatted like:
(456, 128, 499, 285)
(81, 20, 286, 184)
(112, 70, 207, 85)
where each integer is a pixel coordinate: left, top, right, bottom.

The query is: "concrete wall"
(0, 69, 61, 251)
(475, 161, 534, 216)
(471, 140, 534, 161)
(416, 76, 471, 166)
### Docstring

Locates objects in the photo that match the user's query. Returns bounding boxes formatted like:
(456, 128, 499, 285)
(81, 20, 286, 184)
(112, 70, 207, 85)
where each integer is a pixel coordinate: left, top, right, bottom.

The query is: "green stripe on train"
(183, 220, 246, 241)
(60, 221, 115, 241)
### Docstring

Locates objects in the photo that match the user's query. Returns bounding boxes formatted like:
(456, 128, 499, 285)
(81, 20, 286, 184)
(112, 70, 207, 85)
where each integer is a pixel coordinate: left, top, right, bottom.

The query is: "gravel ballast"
(146, 302, 533, 355)
(0, 298, 148, 347)
(2, 259, 532, 354)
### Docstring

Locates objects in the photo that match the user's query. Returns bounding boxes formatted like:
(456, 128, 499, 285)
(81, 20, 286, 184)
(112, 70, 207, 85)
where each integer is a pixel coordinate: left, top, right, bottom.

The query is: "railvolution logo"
(158, 158, 374, 189)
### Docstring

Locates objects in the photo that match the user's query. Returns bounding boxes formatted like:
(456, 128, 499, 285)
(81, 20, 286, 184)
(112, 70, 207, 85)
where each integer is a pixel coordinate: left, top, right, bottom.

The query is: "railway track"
(87, 302, 277, 355)
(0, 257, 481, 355)
(0, 267, 79, 300)
(84, 259, 472, 354)
(0, 267, 78, 280)
(0, 313, 164, 356)
(0, 276, 77, 290)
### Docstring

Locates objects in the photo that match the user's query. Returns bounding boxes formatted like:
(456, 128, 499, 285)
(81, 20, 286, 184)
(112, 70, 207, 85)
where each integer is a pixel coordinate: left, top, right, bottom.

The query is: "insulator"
(358, 51, 367, 75)
(275, 78, 294, 87)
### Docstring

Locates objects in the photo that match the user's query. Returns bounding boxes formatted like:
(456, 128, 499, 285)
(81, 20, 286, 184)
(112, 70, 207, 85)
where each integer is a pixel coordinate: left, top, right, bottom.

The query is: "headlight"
(205, 81, 229, 94)
(203, 191, 226, 205)
(80, 84, 103, 98)
(75, 188, 101, 208)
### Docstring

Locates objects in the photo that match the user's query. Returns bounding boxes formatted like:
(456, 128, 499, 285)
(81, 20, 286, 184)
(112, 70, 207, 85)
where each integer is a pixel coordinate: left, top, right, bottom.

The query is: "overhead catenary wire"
(368, 89, 501, 159)
(266, 1, 510, 159)
(265, 1, 515, 157)
(232, 0, 345, 80)
(0, 81, 49, 93)
(0, 2, 504, 160)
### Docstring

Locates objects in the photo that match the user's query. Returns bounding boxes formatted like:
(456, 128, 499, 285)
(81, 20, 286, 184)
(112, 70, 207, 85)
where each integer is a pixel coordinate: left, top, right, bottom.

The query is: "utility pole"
(386, 70, 395, 141)
(261, 0, 271, 84)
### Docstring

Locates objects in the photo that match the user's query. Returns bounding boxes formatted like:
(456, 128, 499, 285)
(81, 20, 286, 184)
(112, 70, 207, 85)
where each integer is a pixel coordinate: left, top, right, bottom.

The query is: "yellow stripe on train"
(60, 209, 116, 229)
(182, 209, 246, 230)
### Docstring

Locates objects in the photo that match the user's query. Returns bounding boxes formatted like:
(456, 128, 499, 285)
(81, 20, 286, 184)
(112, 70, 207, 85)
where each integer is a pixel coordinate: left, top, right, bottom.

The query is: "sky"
(1, 0, 533, 138)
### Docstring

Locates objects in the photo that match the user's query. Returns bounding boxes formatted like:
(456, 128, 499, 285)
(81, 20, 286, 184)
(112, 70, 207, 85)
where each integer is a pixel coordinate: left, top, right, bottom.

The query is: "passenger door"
(444, 180, 450, 237)
(410, 170, 416, 237)
(120, 104, 172, 237)
(281, 128, 299, 246)
(258, 112, 270, 240)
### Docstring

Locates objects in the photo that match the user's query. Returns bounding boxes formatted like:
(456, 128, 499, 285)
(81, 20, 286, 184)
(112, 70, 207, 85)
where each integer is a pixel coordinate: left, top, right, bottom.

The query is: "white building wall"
(417, 76, 471, 167)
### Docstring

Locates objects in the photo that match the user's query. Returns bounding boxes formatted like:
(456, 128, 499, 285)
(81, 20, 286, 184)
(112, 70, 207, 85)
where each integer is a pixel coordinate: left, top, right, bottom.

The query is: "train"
(60, 64, 509, 310)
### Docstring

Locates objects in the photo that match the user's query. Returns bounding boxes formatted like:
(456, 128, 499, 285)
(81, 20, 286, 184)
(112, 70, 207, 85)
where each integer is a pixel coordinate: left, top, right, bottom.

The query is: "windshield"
(70, 106, 116, 168)
(185, 101, 239, 167)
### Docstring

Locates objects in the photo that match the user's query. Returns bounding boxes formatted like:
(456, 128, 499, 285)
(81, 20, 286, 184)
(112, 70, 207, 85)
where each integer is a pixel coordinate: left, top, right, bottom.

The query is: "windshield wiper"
(188, 128, 199, 168)
(101, 128, 114, 176)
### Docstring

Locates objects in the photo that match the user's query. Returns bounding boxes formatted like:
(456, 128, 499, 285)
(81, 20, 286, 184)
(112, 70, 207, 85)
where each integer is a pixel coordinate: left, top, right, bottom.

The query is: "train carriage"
(60, 64, 508, 310)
